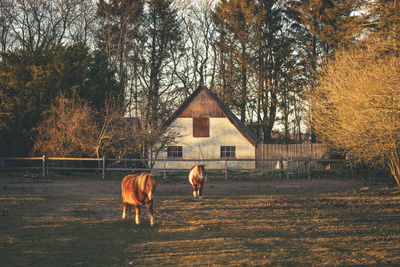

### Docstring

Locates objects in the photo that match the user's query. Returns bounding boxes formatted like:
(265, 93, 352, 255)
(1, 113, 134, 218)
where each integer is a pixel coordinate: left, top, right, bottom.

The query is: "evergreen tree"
(0, 44, 122, 156)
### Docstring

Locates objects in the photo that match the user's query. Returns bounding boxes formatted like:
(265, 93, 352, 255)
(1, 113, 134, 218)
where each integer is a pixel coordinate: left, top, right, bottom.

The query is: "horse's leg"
(192, 184, 198, 199)
(122, 203, 128, 220)
(145, 200, 154, 226)
(198, 185, 203, 198)
(196, 188, 200, 198)
(134, 205, 140, 224)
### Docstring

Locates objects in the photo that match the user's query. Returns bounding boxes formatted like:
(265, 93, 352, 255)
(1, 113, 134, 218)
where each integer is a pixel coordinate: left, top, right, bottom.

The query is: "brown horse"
(188, 165, 207, 199)
(121, 172, 156, 226)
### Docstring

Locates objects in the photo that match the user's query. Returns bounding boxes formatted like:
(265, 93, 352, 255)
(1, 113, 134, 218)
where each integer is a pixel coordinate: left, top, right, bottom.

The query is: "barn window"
(167, 146, 183, 158)
(193, 118, 209, 137)
(220, 146, 236, 158)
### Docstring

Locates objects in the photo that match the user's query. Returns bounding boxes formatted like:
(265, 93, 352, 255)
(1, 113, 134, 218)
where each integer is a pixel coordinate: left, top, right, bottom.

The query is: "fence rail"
(0, 155, 348, 180)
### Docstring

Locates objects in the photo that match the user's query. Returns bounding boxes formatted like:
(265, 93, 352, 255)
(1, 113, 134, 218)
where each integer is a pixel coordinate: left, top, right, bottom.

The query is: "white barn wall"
(153, 117, 256, 170)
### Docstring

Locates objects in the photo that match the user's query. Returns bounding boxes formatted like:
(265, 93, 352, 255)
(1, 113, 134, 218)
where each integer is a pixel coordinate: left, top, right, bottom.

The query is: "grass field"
(1, 172, 399, 266)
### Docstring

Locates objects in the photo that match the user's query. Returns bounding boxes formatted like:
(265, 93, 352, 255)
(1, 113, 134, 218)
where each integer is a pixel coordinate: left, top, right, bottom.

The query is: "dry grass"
(0, 176, 399, 266)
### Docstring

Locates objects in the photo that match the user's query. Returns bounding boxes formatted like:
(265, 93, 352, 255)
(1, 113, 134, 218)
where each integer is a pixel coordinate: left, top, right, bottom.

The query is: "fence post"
(304, 158, 307, 178)
(163, 159, 166, 180)
(279, 157, 283, 178)
(42, 155, 46, 177)
(225, 158, 228, 180)
(286, 144, 290, 180)
(46, 157, 49, 175)
(286, 162, 290, 180)
(102, 156, 105, 179)
(347, 154, 355, 178)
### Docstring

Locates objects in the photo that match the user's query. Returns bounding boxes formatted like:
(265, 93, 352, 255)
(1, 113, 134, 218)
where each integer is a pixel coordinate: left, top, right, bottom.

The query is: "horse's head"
(143, 173, 156, 201)
(198, 165, 207, 181)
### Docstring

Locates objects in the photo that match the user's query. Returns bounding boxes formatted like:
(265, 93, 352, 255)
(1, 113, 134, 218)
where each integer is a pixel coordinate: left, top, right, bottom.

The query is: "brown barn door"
(193, 118, 209, 137)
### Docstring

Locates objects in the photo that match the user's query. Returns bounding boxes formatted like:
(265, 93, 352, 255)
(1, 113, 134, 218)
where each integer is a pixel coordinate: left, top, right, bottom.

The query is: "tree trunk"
(240, 43, 247, 123)
(388, 152, 400, 187)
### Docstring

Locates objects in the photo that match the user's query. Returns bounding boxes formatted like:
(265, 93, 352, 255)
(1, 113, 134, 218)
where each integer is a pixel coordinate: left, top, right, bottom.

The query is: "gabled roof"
(164, 86, 260, 147)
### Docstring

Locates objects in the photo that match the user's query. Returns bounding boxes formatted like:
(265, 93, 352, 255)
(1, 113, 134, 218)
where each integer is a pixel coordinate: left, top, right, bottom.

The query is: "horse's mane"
(137, 172, 155, 192)
(191, 165, 205, 171)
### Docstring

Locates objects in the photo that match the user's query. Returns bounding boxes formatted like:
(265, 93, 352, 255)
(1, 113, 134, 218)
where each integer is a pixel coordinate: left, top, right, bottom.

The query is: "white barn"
(153, 86, 259, 170)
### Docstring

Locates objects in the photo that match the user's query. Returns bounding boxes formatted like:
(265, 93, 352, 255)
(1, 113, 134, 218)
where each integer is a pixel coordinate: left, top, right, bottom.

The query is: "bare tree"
(95, 95, 131, 159)
(212, 0, 255, 123)
(67, 0, 98, 44)
(0, 0, 97, 52)
(32, 92, 180, 164)
(96, 0, 143, 87)
(177, 0, 216, 94)
(33, 93, 132, 159)
(136, 0, 183, 123)
(7, 0, 73, 50)
(32, 94, 98, 157)
(309, 41, 400, 186)
(0, 0, 13, 53)
(130, 118, 180, 168)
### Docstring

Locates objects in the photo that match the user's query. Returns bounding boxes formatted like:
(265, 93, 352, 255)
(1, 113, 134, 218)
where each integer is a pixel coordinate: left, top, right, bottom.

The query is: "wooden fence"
(256, 143, 329, 159)
(0, 156, 106, 178)
(1, 156, 322, 179)
(0, 144, 336, 179)
(255, 143, 329, 169)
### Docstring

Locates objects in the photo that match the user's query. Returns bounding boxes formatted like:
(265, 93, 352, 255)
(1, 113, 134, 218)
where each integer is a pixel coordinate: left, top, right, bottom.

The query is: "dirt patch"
(1, 175, 399, 266)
